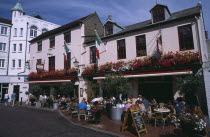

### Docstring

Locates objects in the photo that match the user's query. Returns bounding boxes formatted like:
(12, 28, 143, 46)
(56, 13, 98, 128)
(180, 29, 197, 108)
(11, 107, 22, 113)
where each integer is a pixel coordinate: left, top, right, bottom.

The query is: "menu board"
(121, 105, 147, 137)
(131, 111, 146, 132)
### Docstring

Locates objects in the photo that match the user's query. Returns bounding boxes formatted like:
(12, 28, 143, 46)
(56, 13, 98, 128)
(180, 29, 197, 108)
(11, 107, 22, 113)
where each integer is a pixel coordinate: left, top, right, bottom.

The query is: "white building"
(0, 17, 12, 99)
(29, 12, 103, 101)
(0, 1, 59, 102)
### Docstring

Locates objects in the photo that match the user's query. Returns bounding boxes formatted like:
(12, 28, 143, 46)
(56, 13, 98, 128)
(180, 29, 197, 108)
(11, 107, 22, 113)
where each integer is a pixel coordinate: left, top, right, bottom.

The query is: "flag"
(95, 30, 102, 59)
(63, 41, 69, 66)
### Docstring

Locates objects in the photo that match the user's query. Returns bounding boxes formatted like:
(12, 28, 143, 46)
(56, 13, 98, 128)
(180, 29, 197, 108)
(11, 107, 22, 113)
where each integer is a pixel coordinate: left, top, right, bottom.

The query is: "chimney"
(107, 15, 112, 21)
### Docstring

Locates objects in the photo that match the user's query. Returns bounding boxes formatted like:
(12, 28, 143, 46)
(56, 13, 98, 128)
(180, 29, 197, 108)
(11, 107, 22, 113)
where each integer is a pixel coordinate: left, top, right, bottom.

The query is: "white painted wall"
(0, 22, 11, 75)
(87, 20, 199, 66)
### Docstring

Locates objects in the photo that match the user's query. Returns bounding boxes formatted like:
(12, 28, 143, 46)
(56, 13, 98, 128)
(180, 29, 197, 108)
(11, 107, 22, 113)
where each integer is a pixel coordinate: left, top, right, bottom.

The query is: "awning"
(93, 70, 193, 80)
(25, 78, 75, 84)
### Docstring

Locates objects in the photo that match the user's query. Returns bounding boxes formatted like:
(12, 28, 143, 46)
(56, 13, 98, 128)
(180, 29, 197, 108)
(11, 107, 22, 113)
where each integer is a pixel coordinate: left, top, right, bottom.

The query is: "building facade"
(28, 3, 209, 106)
(0, 1, 59, 102)
(29, 12, 103, 101)
(0, 17, 12, 99)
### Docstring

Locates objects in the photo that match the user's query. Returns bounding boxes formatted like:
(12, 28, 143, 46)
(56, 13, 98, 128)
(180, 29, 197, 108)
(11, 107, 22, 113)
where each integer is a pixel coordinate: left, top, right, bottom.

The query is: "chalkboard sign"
(121, 105, 147, 137)
(131, 111, 146, 132)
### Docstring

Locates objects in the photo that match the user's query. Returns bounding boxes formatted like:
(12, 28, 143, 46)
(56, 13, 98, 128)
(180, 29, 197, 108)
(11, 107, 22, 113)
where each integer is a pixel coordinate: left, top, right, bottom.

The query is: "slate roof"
(85, 5, 201, 44)
(0, 17, 12, 24)
(12, 2, 23, 11)
(30, 12, 97, 43)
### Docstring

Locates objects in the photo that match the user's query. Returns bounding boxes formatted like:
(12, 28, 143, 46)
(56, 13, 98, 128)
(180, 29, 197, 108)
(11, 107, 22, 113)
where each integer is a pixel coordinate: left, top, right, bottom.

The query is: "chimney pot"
(107, 15, 112, 21)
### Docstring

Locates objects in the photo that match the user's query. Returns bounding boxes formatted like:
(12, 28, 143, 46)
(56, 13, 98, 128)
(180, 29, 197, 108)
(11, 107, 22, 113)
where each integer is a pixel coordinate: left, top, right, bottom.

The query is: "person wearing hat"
(124, 99, 133, 111)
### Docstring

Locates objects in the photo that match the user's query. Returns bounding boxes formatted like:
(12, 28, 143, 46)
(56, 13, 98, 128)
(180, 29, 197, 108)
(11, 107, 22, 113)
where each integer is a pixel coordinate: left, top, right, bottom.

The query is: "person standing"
(4, 91, 9, 106)
(11, 92, 17, 106)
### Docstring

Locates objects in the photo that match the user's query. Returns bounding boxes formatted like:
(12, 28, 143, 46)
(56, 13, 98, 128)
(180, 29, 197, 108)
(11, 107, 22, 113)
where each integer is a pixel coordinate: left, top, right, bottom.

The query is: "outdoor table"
(154, 108, 170, 113)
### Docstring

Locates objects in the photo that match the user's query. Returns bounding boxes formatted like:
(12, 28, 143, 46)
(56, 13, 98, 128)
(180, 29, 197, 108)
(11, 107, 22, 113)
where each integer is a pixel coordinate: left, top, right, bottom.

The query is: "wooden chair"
(159, 103, 165, 107)
(155, 112, 167, 128)
(71, 110, 78, 118)
(78, 108, 87, 121)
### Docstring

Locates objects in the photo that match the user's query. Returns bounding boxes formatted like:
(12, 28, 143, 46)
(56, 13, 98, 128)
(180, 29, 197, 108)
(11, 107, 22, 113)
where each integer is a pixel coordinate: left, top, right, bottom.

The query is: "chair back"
(159, 103, 165, 107)
(78, 108, 86, 114)
(155, 112, 163, 120)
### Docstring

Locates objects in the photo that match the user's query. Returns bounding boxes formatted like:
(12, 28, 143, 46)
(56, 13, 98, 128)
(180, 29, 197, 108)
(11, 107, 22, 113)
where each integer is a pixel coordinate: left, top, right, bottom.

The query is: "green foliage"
(29, 85, 42, 98)
(86, 80, 100, 101)
(58, 82, 74, 97)
(50, 87, 58, 96)
(101, 74, 130, 99)
(176, 75, 201, 104)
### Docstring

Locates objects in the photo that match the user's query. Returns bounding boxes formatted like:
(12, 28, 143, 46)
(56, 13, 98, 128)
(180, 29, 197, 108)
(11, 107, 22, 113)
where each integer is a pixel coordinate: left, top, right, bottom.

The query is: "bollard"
(20, 97, 22, 105)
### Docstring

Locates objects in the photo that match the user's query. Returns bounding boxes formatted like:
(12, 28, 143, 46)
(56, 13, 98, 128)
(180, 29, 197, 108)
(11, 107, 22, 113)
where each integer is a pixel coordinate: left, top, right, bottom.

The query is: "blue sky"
(0, 0, 209, 34)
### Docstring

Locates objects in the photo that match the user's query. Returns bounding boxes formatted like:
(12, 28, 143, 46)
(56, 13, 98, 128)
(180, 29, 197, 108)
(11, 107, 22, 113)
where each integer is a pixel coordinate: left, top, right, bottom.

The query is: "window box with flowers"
(82, 51, 201, 77)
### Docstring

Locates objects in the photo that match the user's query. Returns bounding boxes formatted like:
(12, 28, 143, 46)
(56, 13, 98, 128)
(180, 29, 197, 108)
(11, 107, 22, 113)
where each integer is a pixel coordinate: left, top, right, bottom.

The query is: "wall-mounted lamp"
(73, 59, 80, 73)
(25, 60, 30, 69)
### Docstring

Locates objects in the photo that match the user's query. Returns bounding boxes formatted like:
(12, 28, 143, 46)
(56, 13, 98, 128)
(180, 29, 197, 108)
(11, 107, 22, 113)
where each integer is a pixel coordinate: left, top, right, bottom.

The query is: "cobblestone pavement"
(0, 105, 114, 137)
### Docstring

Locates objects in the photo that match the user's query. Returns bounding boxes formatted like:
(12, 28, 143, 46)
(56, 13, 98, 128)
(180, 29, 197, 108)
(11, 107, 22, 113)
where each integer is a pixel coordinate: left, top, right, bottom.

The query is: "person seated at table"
(129, 95, 134, 103)
(167, 101, 176, 116)
(150, 97, 158, 111)
(77, 99, 88, 113)
(83, 97, 88, 105)
(137, 100, 146, 113)
(142, 97, 151, 111)
(124, 99, 132, 112)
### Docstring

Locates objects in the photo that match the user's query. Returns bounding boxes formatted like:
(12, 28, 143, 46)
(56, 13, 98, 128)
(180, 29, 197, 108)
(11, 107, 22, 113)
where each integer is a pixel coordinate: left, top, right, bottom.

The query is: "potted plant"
(29, 85, 42, 108)
(101, 74, 130, 121)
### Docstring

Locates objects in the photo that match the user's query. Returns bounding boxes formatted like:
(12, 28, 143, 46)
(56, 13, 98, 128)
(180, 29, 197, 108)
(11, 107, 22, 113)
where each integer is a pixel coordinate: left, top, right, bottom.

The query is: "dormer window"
(150, 4, 171, 24)
(152, 7, 165, 23)
(104, 23, 113, 36)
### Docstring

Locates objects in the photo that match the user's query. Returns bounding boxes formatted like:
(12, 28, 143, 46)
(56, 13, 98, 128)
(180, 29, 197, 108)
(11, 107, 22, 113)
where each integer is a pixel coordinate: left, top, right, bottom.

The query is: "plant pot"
(53, 102, 58, 109)
(110, 107, 124, 121)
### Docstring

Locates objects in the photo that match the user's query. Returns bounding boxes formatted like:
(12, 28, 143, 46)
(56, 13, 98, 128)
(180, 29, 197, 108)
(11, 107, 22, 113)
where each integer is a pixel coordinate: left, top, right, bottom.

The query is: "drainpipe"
(17, 22, 29, 77)
(195, 16, 202, 64)
(6, 24, 12, 75)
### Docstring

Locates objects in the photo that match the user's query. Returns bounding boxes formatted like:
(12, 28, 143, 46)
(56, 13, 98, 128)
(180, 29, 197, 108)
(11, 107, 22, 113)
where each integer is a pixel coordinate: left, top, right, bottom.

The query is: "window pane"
(117, 39, 126, 59)
(178, 24, 194, 50)
(13, 44, 16, 51)
(136, 35, 147, 56)
(37, 41, 42, 51)
(90, 46, 97, 64)
(64, 31, 71, 43)
(49, 37, 55, 48)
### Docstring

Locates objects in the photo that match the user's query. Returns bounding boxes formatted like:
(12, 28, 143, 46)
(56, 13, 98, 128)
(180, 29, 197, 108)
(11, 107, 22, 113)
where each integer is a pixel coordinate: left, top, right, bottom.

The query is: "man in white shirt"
(4, 91, 9, 106)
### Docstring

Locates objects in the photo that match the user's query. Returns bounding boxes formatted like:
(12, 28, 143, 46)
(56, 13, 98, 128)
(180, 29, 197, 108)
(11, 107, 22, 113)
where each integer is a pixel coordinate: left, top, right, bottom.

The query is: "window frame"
(49, 56, 55, 71)
(0, 59, 5, 68)
(104, 23, 113, 36)
(14, 28, 17, 37)
(136, 35, 147, 57)
(37, 41, 42, 52)
(90, 46, 97, 64)
(19, 43, 22, 52)
(152, 6, 165, 23)
(12, 59, 15, 68)
(49, 36, 55, 49)
(117, 39, 126, 59)
(178, 24, 194, 51)
(1, 26, 7, 35)
(64, 31, 71, 43)
(18, 59, 21, 68)
(20, 28, 23, 36)
(13, 44, 16, 52)
(0, 43, 6, 51)
(30, 26, 38, 37)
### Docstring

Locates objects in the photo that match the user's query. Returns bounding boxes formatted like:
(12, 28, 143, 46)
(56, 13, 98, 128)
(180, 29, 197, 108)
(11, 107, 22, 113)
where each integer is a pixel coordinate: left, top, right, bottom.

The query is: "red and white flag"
(95, 30, 102, 59)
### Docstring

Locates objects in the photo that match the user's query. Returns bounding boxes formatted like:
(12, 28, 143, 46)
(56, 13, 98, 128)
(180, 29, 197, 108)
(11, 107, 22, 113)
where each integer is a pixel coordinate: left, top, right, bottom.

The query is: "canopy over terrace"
(92, 70, 194, 103)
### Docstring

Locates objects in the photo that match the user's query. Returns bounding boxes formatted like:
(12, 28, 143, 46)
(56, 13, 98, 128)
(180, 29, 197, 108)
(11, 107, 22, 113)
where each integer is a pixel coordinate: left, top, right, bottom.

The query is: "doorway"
(139, 77, 173, 103)
(13, 85, 20, 101)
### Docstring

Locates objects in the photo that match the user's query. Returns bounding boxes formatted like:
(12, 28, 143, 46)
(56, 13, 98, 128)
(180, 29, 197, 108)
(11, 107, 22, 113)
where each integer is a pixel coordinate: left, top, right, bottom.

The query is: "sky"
(0, 0, 210, 35)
